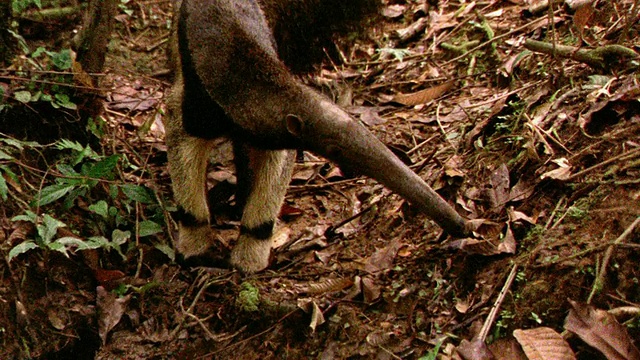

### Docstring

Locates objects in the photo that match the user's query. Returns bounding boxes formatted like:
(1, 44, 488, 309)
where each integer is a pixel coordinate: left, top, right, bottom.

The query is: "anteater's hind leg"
(229, 143, 295, 273)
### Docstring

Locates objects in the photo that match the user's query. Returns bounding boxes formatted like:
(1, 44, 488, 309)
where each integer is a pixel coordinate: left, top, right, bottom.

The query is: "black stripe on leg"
(240, 220, 275, 240)
(173, 206, 208, 227)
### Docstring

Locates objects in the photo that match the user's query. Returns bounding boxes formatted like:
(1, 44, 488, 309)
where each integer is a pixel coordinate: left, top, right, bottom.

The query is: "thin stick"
(478, 263, 518, 342)
(588, 216, 640, 304)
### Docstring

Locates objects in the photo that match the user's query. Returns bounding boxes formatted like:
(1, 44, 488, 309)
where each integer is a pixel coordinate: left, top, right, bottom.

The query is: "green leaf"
(54, 93, 77, 110)
(121, 184, 155, 204)
(0, 171, 7, 201)
(47, 240, 66, 254)
(56, 163, 80, 177)
(86, 236, 110, 249)
(56, 236, 103, 251)
(111, 229, 131, 245)
(51, 49, 72, 70)
(154, 243, 175, 262)
(89, 200, 109, 218)
(139, 220, 162, 237)
(55, 139, 85, 152)
(83, 155, 119, 179)
(12, 211, 37, 223)
(33, 183, 76, 206)
(31, 46, 46, 58)
(0, 149, 13, 160)
(8, 241, 39, 261)
(1, 138, 41, 151)
(39, 214, 66, 243)
(14, 90, 32, 103)
(0, 177, 6, 202)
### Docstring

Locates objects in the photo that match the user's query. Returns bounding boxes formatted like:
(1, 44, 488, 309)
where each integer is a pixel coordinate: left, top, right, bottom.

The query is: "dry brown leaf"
(382, 4, 405, 19)
(97, 285, 132, 345)
(507, 207, 537, 225)
(364, 237, 403, 274)
(448, 220, 515, 256)
(456, 337, 494, 360)
(393, 81, 455, 106)
(564, 299, 640, 360)
(297, 298, 325, 332)
(513, 327, 576, 360)
(361, 276, 380, 303)
(488, 338, 528, 360)
(497, 225, 516, 254)
(7, 221, 35, 246)
(573, 3, 594, 30)
(297, 277, 353, 295)
(489, 163, 510, 213)
(540, 158, 572, 181)
(509, 178, 535, 202)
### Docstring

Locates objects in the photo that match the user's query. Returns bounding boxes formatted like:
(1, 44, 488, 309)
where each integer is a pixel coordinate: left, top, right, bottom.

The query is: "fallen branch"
(524, 39, 639, 72)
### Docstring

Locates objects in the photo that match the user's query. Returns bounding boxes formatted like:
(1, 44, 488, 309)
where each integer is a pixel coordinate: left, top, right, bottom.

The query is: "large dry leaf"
(392, 81, 455, 106)
(364, 237, 403, 274)
(564, 299, 640, 360)
(513, 327, 576, 360)
(97, 286, 132, 345)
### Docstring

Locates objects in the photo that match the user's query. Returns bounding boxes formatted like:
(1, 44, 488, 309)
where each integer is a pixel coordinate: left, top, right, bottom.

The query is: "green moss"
(236, 282, 260, 313)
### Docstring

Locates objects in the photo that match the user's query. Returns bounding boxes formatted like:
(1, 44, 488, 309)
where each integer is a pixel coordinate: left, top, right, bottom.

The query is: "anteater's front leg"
(165, 77, 217, 259)
(230, 144, 295, 273)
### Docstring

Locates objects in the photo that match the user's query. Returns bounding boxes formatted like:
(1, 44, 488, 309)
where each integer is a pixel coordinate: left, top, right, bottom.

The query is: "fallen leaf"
(507, 207, 537, 225)
(513, 327, 576, 360)
(297, 298, 325, 332)
(509, 178, 535, 202)
(489, 163, 510, 213)
(361, 276, 380, 303)
(393, 81, 455, 106)
(364, 237, 403, 274)
(382, 4, 405, 19)
(488, 338, 528, 360)
(564, 299, 640, 360)
(456, 337, 494, 360)
(297, 277, 353, 295)
(540, 158, 572, 181)
(97, 286, 132, 345)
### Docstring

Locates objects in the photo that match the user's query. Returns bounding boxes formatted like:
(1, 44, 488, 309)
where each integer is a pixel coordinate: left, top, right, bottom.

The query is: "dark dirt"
(0, 0, 639, 359)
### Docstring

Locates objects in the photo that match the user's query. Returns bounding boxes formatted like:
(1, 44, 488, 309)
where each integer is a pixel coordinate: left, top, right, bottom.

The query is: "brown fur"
(167, 0, 470, 273)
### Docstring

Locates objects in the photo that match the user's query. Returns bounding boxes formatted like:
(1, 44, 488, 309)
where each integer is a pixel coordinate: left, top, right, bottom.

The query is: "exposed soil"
(1, 0, 639, 359)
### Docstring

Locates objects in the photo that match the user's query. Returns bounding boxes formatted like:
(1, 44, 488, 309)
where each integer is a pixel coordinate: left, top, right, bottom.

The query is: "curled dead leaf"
(392, 81, 455, 106)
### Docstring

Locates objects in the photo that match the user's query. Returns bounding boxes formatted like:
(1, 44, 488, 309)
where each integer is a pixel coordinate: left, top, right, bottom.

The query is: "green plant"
(12, 0, 41, 14)
(1, 135, 172, 262)
(418, 338, 445, 360)
(236, 282, 261, 312)
(8, 211, 125, 260)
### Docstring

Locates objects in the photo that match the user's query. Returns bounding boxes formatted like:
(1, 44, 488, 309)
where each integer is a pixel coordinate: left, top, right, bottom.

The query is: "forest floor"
(1, 0, 639, 359)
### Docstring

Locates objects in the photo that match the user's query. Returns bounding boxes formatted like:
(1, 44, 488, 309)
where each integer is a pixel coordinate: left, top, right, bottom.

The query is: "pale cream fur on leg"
(165, 76, 216, 257)
(230, 148, 295, 273)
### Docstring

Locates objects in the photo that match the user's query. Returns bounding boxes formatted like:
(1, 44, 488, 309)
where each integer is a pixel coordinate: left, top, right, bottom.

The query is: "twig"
(478, 263, 518, 342)
(201, 309, 300, 358)
(567, 147, 640, 182)
(587, 216, 640, 303)
(442, 11, 561, 67)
